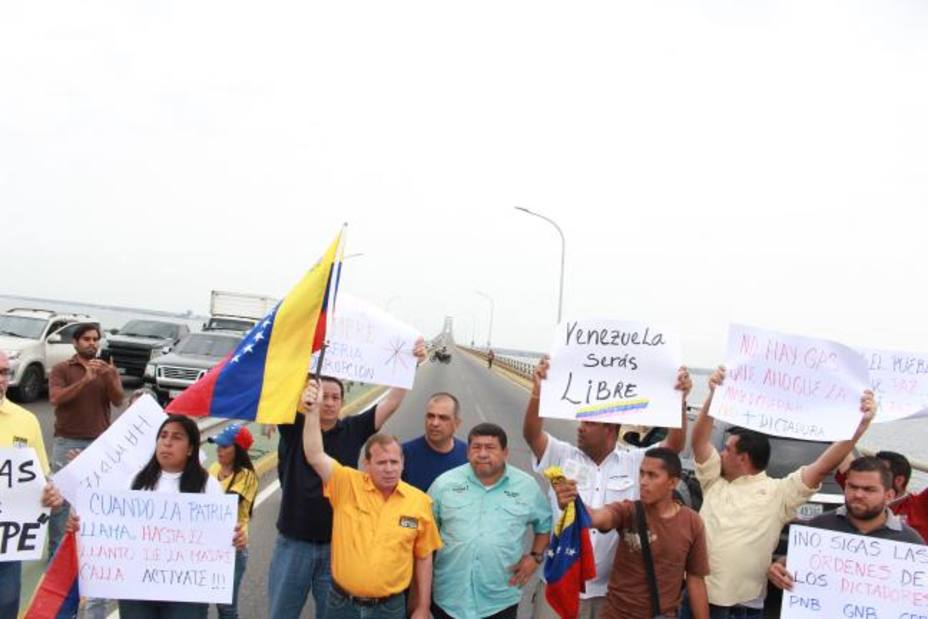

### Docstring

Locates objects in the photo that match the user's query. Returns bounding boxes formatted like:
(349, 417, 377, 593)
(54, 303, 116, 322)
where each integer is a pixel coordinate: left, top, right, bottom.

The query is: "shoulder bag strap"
(635, 500, 661, 618)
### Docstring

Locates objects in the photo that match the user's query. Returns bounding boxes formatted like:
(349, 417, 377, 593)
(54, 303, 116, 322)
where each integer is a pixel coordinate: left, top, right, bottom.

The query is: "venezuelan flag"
(24, 531, 80, 619)
(167, 230, 343, 424)
(543, 468, 596, 619)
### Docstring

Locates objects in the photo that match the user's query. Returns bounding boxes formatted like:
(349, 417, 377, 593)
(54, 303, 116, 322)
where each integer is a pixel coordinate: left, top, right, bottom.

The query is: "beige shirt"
(697, 447, 818, 606)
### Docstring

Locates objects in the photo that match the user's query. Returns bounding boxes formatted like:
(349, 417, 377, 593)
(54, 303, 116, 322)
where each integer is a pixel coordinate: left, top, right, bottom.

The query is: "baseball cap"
(208, 424, 254, 451)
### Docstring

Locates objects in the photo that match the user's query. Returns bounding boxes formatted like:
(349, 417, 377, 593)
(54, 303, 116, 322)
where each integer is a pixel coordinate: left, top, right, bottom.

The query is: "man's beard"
(77, 348, 96, 360)
(845, 500, 884, 522)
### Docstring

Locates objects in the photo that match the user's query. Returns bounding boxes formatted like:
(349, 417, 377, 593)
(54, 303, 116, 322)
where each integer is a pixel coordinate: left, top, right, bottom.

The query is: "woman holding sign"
(207, 424, 258, 619)
(120, 415, 247, 619)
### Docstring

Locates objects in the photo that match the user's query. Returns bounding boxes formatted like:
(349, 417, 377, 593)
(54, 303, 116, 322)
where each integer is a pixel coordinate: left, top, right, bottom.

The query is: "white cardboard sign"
(782, 525, 928, 618)
(311, 293, 420, 389)
(539, 319, 683, 427)
(0, 447, 50, 561)
(710, 324, 870, 441)
(75, 489, 237, 604)
(859, 347, 928, 423)
(53, 395, 168, 506)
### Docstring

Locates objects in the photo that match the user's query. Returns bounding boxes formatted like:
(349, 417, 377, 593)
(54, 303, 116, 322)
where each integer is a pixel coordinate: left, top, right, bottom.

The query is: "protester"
(835, 449, 928, 542)
(115, 415, 245, 618)
(680, 366, 877, 618)
(523, 356, 692, 619)
(553, 447, 710, 618)
(487, 349, 495, 369)
(47, 323, 124, 557)
(0, 351, 62, 619)
(429, 423, 552, 619)
(300, 380, 442, 619)
(401, 392, 467, 492)
(267, 340, 426, 619)
(207, 424, 259, 619)
(768, 455, 925, 592)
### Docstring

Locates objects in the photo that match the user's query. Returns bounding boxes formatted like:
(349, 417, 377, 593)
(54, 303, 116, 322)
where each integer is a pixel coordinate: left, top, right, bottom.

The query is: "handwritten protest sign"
(709, 324, 869, 441)
(782, 525, 928, 618)
(859, 347, 928, 423)
(311, 293, 420, 389)
(53, 395, 167, 506)
(0, 448, 50, 561)
(539, 319, 683, 427)
(74, 489, 237, 604)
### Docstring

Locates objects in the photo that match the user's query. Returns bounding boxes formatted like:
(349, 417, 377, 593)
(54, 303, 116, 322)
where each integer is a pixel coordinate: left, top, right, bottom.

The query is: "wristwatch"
(530, 551, 545, 564)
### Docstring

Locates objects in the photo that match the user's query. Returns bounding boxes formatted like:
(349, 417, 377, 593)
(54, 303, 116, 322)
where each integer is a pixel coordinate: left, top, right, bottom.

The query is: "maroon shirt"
(49, 356, 115, 439)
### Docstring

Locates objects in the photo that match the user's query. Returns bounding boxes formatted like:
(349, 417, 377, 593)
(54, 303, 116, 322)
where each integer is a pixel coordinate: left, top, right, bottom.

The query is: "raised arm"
(301, 380, 334, 482)
(522, 356, 550, 461)
(374, 337, 427, 430)
(801, 390, 876, 488)
(661, 366, 693, 454)
(690, 366, 725, 464)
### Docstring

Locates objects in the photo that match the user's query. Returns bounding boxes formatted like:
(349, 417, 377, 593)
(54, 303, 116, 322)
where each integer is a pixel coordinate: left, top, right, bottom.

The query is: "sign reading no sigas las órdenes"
(539, 319, 683, 427)
(709, 324, 870, 441)
(782, 525, 928, 618)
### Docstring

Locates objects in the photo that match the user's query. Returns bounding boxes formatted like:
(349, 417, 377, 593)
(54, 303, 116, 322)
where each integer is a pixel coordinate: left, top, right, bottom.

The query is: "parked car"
(100, 319, 190, 378)
(144, 330, 243, 405)
(0, 308, 99, 402)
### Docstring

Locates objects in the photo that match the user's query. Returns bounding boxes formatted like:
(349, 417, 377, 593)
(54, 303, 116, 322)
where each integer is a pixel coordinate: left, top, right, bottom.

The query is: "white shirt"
(141, 470, 224, 495)
(533, 432, 647, 599)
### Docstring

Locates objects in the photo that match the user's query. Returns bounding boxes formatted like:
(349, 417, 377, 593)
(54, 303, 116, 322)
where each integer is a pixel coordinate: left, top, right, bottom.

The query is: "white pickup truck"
(203, 290, 277, 333)
(0, 308, 99, 402)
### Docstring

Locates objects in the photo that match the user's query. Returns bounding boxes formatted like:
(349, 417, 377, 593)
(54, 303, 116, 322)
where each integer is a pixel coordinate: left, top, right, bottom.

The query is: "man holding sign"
(768, 455, 924, 595)
(525, 350, 692, 619)
(0, 351, 62, 619)
(682, 367, 876, 618)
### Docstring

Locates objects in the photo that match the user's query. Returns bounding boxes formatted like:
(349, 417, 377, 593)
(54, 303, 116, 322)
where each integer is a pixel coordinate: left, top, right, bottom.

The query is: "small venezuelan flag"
(167, 229, 344, 424)
(542, 467, 597, 619)
(24, 531, 80, 619)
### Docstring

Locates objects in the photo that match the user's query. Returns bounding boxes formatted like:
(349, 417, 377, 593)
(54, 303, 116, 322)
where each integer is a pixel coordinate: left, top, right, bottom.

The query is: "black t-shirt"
(276, 406, 377, 542)
(806, 508, 926, 544)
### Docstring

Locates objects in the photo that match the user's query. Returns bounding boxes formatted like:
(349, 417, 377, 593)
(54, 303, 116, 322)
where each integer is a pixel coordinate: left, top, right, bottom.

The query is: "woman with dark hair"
(118, 415, 244, 619)
(207, 424, 259, 619)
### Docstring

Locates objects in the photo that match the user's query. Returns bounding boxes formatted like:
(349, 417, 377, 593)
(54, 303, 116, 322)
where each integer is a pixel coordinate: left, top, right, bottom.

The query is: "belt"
(332, 581, 397, 607)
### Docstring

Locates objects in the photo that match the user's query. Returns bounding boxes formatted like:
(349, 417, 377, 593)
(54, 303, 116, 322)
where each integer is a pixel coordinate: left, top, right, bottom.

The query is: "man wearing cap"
(301, 380, 442, 619)
(1, 351, 63, 619)
(208, 424, 258, 619)
(268, 339, 427, 619)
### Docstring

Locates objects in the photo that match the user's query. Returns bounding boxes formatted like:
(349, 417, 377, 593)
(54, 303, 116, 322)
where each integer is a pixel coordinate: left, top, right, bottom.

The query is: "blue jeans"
(267, 534, 333, 619)
(679, 591, 763, 619)
(49, 436, 94, 558)
(325, 585, 405, 619)
(118, 600, 207, 618)
(0, 561, 21, 619)
(216, 548, 248, 619)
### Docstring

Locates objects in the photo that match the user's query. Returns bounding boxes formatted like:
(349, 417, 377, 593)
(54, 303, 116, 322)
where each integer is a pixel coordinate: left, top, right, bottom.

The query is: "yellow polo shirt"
(324, 461, 442, 597)
(697, 447, 818, 606)
(0, 397, 49, 474)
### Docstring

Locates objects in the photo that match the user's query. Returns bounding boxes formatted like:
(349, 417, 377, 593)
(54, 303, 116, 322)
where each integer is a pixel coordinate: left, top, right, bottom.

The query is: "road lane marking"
(255, 479, 281, 508)
(474, 403, 487, 422)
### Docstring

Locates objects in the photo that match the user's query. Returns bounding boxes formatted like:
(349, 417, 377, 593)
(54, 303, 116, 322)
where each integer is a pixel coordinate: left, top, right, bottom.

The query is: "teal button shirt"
(429, 463, 553, 619)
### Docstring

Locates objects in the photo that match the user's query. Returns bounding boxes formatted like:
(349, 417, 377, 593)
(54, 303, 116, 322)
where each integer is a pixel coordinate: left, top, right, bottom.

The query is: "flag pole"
(313, 223, 347, 381)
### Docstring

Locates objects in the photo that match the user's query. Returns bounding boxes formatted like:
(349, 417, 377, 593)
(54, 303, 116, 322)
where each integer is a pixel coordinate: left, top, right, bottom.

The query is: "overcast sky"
(2, 1, 926, 368)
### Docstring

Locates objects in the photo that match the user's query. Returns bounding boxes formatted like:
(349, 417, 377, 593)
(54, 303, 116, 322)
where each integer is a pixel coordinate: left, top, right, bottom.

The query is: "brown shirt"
(49, 356, 114, 439)
(600, 501, 710, 619)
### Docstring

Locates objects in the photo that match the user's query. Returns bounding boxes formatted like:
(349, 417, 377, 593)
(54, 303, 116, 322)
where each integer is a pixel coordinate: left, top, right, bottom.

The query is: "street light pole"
(514, 206, 565, 324)
(476, 291, 494, 348)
